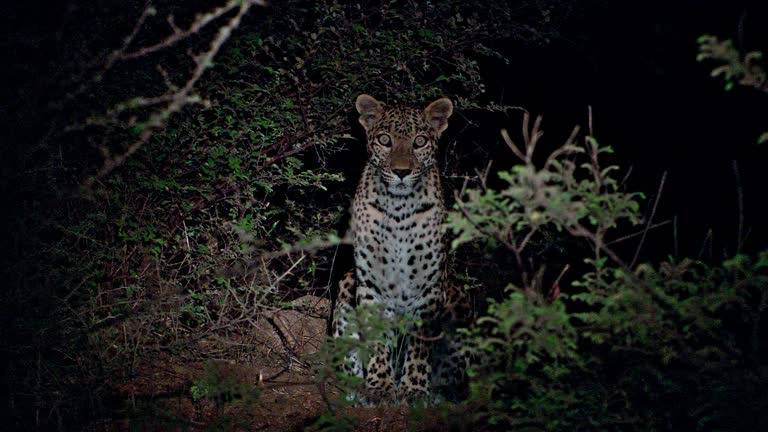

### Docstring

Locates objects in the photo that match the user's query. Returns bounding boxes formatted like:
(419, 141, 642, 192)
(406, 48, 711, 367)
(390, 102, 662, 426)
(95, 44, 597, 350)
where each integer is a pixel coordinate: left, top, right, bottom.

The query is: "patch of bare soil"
(84, 295, 440, 432)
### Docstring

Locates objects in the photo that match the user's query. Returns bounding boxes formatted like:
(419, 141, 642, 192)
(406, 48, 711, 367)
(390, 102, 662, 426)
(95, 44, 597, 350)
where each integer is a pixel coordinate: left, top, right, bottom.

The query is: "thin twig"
(732, 160, 744, 253)
(569, 223, 630, 271)
(630, 171, 667, 268)
(606, 220, 672, 246)
(553, 264, 570, 288)
(697, 228, 714, 260)
(118, 1, 256, 61)
(673, 215, 679, 257)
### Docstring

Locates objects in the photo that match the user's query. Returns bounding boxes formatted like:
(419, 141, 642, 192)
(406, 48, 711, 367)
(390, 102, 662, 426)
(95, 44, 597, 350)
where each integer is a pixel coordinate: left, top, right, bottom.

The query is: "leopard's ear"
(424, 97, 453, 136)
(355, 94, 384, 132)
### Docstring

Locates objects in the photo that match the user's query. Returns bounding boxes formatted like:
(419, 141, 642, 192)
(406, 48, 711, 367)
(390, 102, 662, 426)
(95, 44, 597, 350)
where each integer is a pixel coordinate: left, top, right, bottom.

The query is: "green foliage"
(305, 411, 355, 432)
(444, 114, 768, 431)
(449, 133, 643, 251)
(471, 291, 577, 371)
(312, 303, 418, 398)
(307, 303, 406, 431)
(697, 35, 766, 92)
(697, 34, 768, 144)
(448, 114, 643, 296)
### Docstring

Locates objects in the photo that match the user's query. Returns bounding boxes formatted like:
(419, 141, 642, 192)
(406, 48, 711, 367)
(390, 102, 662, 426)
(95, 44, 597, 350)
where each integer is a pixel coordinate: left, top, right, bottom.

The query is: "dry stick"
(569, 223, 630, 271)
(606, 220, 672, 246)
(104, 1, 156, 69)
(119, 1, 254, 61)
(82, 0, 260, 189)
(254, 233, 351, 264)
(474, 159, 493, 191)
(516, 227, 539, 256)
(543, 125, 580, 170)
(324, 242, 342, 293)
(411, 331, 445, 342)
(697, 228, 713, 260)
(500, 128, 526, 161)
(526, 115, 544, 163)
(56, 0, 246, 114)
(630, 171, 667, 269)
(552, 264, 570, 288)
(673, 215, 679, 258)
(732, 160, 744, 253)
(619, 165, 634, 188)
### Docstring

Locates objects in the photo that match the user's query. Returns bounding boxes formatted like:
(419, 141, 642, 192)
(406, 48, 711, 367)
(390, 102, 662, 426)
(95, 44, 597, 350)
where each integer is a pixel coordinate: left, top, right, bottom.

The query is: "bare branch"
(82, 0, 262, 189)
(630, 171, 667, 268)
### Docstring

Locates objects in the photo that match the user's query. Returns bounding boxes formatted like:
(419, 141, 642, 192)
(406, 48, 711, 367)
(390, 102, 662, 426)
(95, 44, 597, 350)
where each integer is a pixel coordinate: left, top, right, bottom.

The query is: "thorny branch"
(82, 0, 265, 190)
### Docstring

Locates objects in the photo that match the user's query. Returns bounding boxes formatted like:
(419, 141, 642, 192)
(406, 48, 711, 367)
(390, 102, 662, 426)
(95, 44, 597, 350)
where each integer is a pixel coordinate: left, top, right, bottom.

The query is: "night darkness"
(2, 0, 768, 430)
(487, 1, 768, 259)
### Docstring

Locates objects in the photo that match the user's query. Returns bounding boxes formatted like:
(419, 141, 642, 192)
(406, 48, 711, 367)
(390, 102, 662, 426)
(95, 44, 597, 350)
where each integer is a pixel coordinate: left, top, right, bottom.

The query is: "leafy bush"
(3, 0, 574, 428)
(443, 113, 768, 431)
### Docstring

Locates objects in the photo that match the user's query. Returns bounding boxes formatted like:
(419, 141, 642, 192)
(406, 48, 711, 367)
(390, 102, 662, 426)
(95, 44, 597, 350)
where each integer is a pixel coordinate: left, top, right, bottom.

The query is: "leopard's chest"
(353, 193, 444, 315)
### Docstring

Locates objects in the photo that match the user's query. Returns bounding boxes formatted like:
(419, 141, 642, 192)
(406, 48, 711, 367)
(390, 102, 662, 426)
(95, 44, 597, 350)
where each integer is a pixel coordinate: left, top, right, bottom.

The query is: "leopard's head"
(355, 94, 453, 196)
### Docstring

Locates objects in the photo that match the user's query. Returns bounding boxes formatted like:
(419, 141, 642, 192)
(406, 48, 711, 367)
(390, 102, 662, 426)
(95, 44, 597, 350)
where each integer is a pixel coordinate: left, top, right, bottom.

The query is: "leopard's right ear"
(355, 94, 384, 132)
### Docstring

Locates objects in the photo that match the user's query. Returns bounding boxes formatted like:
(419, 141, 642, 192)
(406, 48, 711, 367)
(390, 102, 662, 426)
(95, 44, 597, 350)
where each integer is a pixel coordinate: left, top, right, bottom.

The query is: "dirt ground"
(85, 295, 437, 432)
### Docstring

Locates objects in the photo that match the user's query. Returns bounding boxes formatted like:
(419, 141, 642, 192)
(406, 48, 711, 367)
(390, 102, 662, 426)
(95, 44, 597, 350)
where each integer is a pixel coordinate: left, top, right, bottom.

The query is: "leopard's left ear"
(424, 97, 453, 136)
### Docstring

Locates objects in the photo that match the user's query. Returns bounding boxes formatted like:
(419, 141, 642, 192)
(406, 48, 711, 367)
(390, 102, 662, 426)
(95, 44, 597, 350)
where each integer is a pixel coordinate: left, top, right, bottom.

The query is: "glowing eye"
(377, 134, 391, 147)
(413, 135, 428, 148)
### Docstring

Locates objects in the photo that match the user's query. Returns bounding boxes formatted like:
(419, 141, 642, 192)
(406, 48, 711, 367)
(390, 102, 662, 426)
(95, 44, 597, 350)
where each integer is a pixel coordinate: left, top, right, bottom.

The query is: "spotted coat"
(332, 95, 458, 405)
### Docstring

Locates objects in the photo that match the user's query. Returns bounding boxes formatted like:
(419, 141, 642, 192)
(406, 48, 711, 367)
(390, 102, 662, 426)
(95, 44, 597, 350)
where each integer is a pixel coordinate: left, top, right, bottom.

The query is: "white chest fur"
(351, 166, 444, 317)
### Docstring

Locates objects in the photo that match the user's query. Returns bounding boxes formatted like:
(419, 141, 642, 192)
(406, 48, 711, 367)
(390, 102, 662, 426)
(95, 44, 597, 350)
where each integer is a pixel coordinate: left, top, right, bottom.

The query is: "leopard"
(331, 94, 469, 405)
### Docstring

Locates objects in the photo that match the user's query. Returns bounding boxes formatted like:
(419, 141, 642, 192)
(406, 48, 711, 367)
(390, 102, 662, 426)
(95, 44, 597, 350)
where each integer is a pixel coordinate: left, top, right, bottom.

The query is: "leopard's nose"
(392, 168, 412, 179)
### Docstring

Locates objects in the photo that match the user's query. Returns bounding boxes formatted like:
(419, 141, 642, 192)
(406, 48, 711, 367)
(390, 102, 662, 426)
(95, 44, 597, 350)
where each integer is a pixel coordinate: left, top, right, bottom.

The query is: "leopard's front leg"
(359, 291, 397, 405)
(399, 335, 432, 403)
(331, 272, 364, 380)
(398, 295, 441, 404)
(332, 273, 396, 405)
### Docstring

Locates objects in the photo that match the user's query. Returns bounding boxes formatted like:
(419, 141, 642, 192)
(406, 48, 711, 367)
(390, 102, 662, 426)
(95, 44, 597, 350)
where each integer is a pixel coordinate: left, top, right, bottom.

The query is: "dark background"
(484, 0, 768, 261)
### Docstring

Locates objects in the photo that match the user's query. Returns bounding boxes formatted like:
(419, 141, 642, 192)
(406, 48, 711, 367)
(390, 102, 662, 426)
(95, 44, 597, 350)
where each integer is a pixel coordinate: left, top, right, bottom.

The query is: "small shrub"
(444, 113, 768, 431)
